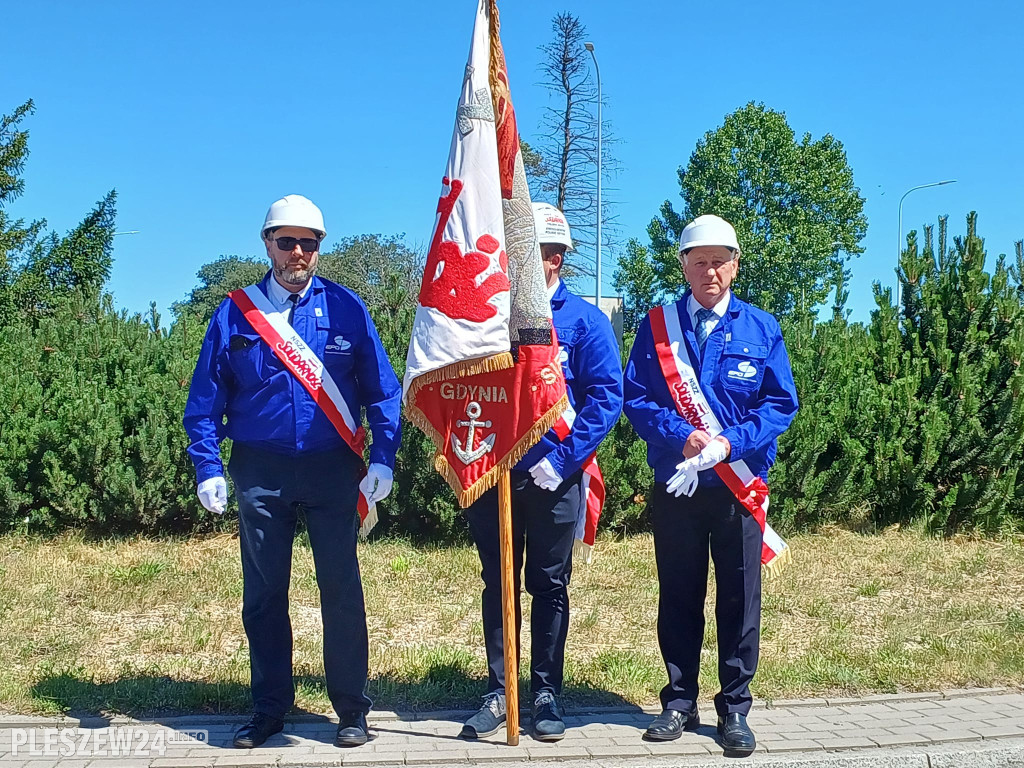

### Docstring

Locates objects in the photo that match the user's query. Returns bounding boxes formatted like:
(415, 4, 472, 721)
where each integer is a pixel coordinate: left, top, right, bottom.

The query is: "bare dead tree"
(528, 12, 618, 282)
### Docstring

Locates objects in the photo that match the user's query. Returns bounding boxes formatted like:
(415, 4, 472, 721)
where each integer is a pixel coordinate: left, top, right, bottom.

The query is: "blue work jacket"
(519, 281, 624, 478)
(624, 291, 798, 485)
(183, 273, 402, 483)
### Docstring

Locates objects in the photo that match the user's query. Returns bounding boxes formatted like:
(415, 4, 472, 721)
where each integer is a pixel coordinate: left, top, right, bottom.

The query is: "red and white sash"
(228, 285, 377, 537)
(648, 303, 789, 575)
(553, 402, 604, 564)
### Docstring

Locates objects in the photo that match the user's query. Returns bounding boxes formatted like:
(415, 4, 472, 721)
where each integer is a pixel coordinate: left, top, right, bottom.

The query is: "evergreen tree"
(772, 281, 877, 530)
(867, 214, 1024, 532)
(0, 100, 38, 325)
(0, 100, 117, 323)
(0, 291, 204, 532)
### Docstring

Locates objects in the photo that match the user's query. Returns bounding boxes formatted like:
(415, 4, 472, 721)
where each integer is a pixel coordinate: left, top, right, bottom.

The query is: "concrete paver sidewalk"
(2, 689, 1024, 767)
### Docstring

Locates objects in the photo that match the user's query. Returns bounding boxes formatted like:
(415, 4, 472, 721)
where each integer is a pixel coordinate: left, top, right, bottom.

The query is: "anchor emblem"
(451, 401, 495, 465)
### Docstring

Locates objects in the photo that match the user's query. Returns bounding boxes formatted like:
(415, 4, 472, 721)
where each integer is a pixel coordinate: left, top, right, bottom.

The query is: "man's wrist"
(195, 462, 224, 484)
(714, 436, 731, 460)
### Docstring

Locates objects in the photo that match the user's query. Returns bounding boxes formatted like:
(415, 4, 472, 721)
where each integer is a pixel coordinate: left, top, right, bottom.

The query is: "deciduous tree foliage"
(613, 238, 658, 334)
(639, 102, 867, 316)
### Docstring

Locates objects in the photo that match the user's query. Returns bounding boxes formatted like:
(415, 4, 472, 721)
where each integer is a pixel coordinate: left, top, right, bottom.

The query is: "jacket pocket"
(720, 339, 768, 391)
(227, 334, 266, 389)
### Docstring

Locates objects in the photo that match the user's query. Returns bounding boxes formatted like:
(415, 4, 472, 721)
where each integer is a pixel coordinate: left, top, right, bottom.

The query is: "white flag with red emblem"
(404, 0, 568, 507)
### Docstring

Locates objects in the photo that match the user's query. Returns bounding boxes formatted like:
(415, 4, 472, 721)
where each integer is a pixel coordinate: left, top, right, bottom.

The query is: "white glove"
(666, 460, 699, 497)
(359, 463, 394, 505)
(665, 439, 730, 498)
(529, 457, 562, 491)
(197, 476, 227, 515)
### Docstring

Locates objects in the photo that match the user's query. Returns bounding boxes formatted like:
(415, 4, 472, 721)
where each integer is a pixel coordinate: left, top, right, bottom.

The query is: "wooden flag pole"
(497, 467, 519, 745)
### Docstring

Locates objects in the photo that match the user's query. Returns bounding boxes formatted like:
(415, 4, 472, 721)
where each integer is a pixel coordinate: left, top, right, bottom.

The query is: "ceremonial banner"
(404, 0, 567, 506)
(228, 285, 377, 536)
(649, 302, 790, 575)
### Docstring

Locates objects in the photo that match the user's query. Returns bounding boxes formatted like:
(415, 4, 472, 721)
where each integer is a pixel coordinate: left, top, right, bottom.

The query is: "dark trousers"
(465, 470, 582, 697)
(228, 443, 371, 720)
(650, 484, 762, 716)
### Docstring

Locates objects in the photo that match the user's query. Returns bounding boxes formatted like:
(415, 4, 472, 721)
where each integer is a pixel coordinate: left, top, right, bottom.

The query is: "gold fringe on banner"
(404, 353, 514, 450)
(572, 538, 595, 565)
(357, 505, 378, 540)
(761, 545, 792, 580)
(404, 352, 514, 408)
(487, 0, 503, 92)
(403, 353, 514, 477)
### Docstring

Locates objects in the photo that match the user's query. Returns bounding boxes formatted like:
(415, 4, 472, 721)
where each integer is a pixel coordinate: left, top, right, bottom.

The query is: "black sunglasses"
(274, 236, 320, 252)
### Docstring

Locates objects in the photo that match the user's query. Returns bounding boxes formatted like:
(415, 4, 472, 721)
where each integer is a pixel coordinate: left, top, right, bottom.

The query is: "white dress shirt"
(266, 274, 312, 312)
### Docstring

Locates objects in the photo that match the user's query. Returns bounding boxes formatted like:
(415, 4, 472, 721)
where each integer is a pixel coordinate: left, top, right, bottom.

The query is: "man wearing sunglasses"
(183, 194, 401, 750)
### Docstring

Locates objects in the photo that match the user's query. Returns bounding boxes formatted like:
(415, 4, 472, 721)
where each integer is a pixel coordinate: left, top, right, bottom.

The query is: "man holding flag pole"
(404, 0, 615, 747)
(453, 203, 621, 743)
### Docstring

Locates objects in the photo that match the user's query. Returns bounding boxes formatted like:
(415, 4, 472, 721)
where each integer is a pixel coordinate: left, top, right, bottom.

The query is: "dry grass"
(0, 527, 1022, 717)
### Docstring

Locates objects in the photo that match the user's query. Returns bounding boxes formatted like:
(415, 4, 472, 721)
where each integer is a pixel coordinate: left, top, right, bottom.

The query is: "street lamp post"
(584, 41, 602, 306)
(896, 180, 957, 307)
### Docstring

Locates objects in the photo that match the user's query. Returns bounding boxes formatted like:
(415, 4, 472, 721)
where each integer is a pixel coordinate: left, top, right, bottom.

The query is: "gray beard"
(274, 263, 315, 286)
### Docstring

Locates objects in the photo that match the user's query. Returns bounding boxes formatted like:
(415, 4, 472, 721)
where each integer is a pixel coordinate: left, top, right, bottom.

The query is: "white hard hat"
(532, 202, 573, 250)
(678, 214, 740, 255)
(261, 194, 327, 239)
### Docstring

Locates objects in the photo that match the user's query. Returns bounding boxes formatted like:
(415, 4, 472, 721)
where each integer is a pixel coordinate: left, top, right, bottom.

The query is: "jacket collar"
(551, 279, 569, 307)
(679, 288, 742, 321)
(259, 271, 324, 305)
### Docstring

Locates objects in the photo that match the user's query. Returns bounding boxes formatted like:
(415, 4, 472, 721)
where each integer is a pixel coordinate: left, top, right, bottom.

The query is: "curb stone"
(396, 740, 1024, 768)
(4, 696, 1024, 768)
(1, 687, 1021, 730)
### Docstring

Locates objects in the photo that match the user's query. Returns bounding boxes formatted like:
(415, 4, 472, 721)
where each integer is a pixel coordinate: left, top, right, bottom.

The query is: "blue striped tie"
(695, 308, 716, 349)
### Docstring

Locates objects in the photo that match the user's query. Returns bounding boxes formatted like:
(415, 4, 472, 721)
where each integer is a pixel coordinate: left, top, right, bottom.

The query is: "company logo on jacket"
(326, 335, 351, 354)
(727, 361, 758, 379)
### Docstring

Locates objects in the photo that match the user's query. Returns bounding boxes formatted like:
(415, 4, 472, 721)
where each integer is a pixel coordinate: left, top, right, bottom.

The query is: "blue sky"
(4, 0, 1022, 322)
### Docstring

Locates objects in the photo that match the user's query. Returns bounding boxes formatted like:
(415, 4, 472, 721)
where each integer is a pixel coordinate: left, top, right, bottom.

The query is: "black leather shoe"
(459, 692, 506, 739)
(233, 712, 284, 748)
(335, 711, 369, 747)
(643, 708, 700, 741)
(531, 691, 565, 741)
(718, 713, 756, 756)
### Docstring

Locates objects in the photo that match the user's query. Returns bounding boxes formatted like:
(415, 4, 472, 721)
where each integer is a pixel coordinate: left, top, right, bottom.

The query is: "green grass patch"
(0, 529, 1023, 716)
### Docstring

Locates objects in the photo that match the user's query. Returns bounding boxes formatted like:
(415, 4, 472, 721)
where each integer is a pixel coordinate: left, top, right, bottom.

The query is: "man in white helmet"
(460, 202, 623, 742)
(623, 214, 798, 756)
(183, 195, 401, 749)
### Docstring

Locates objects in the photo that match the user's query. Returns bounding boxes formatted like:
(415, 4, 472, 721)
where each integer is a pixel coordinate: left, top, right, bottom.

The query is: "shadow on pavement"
(30, 667, 643, 723)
